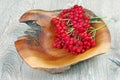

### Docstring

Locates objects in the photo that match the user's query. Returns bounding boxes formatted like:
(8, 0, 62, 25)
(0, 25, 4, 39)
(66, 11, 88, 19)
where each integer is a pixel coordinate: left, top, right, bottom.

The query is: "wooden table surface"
(0, 0, 120, 80)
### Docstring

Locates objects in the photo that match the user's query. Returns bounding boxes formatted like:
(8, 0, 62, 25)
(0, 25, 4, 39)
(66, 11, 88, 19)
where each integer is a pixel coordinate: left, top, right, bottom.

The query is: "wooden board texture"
(0, 0, 120, 80)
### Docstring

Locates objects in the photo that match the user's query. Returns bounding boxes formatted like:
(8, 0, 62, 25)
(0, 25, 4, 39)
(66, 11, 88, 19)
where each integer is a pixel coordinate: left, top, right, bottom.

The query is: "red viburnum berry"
(51, 4, 97, 55)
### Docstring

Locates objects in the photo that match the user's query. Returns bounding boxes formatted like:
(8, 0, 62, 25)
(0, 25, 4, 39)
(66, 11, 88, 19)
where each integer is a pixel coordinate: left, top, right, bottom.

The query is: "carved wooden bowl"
(15, 9, 111, 73)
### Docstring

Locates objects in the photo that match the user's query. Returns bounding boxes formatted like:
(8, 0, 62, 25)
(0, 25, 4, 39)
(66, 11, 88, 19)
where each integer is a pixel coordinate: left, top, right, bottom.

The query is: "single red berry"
(92, 42, 96, 47)
(72, 51, 78, 55)
(81, 49, 85, 53)
(53, 43, 57, 48)
(76, 48, 81, 53)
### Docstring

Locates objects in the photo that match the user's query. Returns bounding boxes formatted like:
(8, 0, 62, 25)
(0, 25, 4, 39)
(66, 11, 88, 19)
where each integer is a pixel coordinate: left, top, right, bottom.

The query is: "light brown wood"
(15, 9, 111, 69)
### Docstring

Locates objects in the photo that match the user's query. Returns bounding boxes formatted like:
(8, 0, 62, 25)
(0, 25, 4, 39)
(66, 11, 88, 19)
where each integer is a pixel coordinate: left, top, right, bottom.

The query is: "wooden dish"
(15, 9, 111, 73)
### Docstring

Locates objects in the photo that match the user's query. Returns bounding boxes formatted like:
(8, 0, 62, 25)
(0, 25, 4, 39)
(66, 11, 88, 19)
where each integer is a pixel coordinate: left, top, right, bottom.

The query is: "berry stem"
(68, 23, 73, 26)
(66, 19, 71, 25)
(89, 21, 102, 23)
(92, 24, 106, 32)
(88, 24, 106, 38)
(67, 27, 75, 34)
(56, 17, 69, 21)
(91, 16, 107, 19)
(91, 31, 96, 38)
(89, 16, 106, 23)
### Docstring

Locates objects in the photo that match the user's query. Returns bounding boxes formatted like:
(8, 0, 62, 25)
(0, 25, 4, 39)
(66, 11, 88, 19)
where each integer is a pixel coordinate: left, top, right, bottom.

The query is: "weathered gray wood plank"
(0, 0, 120, 80)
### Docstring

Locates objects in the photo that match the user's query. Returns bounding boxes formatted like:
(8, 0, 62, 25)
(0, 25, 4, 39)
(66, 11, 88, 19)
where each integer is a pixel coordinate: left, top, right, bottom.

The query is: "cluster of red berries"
(51, 5, 96, 55)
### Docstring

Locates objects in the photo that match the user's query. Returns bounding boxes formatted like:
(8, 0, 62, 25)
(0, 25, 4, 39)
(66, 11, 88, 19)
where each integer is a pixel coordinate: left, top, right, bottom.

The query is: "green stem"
(67, 28, 75, 34)
(91, 31, 96, 38)
(92, 24, 106, 32)
(89, 21, 102, 23)
(91, 16, 107, 19)
(88, 24, 106, 38)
